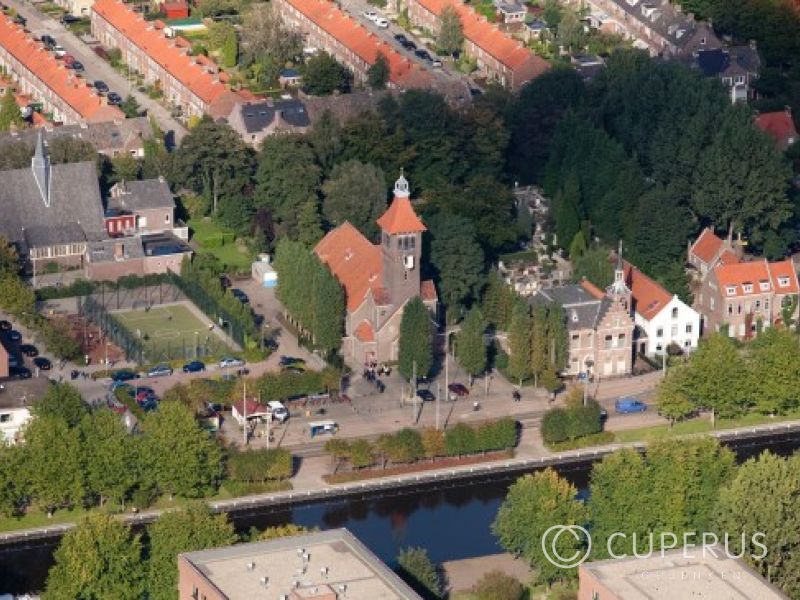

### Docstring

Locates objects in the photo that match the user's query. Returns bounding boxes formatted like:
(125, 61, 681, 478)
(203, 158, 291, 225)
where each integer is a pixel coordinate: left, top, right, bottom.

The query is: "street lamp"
(583, 358, 594, 406)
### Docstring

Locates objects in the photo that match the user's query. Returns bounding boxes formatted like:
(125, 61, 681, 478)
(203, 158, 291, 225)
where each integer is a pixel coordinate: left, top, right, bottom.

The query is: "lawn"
(114, 303, 230, 356)
(188, 218, 253, 273)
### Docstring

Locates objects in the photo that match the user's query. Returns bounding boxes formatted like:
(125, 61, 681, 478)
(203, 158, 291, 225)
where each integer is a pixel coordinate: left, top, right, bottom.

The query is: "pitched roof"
(623, 262, 673, 321)
(690, 228, 725, 264)
(280, 0, 428, 87)
(755, 110, 799, 150)
(314, 222, 382, 311)
(579, 278, 605, 300)
(353, 320, 375, 342)
(376, 196, 426, 234)
(414, 0, 548, 77)
(532, 284, 604, 331)
(109, 177, 174, 211)
(421, 279, 438, 301)
(714, 259, 799, 298)
(0, 16, 124, 123)
(92, 0, 236, 106)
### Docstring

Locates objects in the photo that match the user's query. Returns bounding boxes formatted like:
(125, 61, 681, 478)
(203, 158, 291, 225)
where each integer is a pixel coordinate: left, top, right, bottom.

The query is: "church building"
(314, 174, 438, 365)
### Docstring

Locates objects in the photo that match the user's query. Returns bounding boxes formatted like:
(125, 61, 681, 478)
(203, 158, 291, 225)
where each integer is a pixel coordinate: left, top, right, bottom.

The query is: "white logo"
(541, 525, 592, 569)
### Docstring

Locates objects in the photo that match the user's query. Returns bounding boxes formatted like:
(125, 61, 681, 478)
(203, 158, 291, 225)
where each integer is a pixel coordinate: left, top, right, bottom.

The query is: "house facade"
(401, 0, 549, 89)
(314, 175, 437, 366)
(0, 15, 123, 125)
(54, 0, 93, 17)
(690, 229, 800, 339)
(91, 0, 242, 118)
(0, 398, 31, 445)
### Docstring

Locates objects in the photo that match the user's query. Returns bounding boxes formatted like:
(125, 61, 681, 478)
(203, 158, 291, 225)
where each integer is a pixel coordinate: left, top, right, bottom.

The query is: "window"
(778, 276, 790, 288)
(671, 325, 678, 337)
(672, 307, 678, 318)
(759, 281, 770, 291)
(755, 300, 761, 310)
(735, 75, 745, 84)
(710, 297, 715, 310)
(686, 323, 693, 334)
(728, 304, 733, 315)
(737, 304, 742, 314)
(656, 327, 663, 338)
(743, 284, 753, 294)
(722, 76, 733, 85)
(0, 413, 11, 423)
(617, 333, 626, 346)
(604, 335, 612, 349)
(164, 213, 170, 224)
(765, 299, 770, 311)
(726, 286, 736, 295)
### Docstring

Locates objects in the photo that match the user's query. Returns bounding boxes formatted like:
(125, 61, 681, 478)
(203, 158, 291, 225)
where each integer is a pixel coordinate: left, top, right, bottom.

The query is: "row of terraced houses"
(0, 14, 123, 125)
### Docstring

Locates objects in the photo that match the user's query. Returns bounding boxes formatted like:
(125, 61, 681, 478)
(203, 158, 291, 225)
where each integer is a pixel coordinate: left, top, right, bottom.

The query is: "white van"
(267, 401, 289, 423)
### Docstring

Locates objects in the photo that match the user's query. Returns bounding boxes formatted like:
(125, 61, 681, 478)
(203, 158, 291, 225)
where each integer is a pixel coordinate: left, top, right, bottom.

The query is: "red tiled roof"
(718, 249, 740, 266)
(421, 279, 438, 301)
(690, 227, 725, 265)
(623, 262, 672, 321)
(579, 278, 605, 300)
(754, 110, 799, 150)
(92, 0, 237, 106)
(0, 16, 123, 122)
(713, 259, 799, 298)
(281, 0, 428, 87)
(413, 0, 548, 76)
(232, 398, 267, 417)
(314, 222, 383, 311)
(376, 196, 426, 234)
(353, 320, 375, 342)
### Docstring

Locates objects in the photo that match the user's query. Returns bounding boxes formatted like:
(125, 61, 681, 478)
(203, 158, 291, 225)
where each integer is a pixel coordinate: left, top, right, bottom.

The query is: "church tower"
(607, 240, 631, 312)
(377, 173, 426, 307)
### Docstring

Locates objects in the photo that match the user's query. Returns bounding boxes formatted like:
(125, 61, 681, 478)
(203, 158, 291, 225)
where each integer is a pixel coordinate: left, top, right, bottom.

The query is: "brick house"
(402, 0, 549, 89)
(531, 257, 635, 378)
(106, 178, 177, 236)
(691, 42, 761, 103)
(314, 175, 437, 366)
(224, 98, 311, 148)
(91, 0, 243, 119)
(275, 0, 430, 90)
(690, 229, 800, 339)
(0, 15, 123, 125)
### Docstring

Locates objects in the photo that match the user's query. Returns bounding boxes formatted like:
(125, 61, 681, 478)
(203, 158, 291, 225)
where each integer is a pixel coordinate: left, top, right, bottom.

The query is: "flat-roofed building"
(178, 529, 422, 600)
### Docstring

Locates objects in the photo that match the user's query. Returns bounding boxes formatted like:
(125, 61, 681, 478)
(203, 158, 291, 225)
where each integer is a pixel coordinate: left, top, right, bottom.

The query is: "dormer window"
(759, 280, 770, 291)
(778, 276, 790, 288)
(726, 286, 736, 296)
(742, 283, 753, 294)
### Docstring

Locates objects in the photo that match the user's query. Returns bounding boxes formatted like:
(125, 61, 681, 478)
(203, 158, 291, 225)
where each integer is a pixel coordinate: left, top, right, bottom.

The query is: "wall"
(636, 297, 700, 356)
(177, 557, 227, 600)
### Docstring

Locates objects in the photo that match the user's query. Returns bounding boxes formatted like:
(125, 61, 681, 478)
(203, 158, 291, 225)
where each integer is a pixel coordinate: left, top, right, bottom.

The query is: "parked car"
(431, 58, 443, 68)
(282, 366, 304, 374)
(60, 14, 81, 24)
(8, 330, 21, 342)
(394, 33, 408, 43)
(279, 355, 305, 367)
(111, 369, 139, 382)
(62, 54, 75, 66)
(219, 357, 245, 369)
(107, 91, 122, 105)
(33, 357, 51, 370)
(70, 60, 84, 71)
(374, 17, 389, 28)
(94, 80, 109, 93)
(0, 320, 10, 331)
(110, 381, 134, 393)
(403, 40, 417, 51)
(448, 382, 469, 397)
(416, 389, 435, 402)
(13, 14, 26, 26)
(40, 34, 56, 49)
(267, 401, 289, 423)
(19, 344, 38, 357)
(614, 397, 648, 414)
(147, 364, 173, 377)
(11, 366, 31, 379)
(135, 387, 156, 402)
(231, 288, 249, 304)
(182, 360, 206, 373)
(362, 9, 377, 20)
(53, 45, 67, 58)
(415, 49, 432, 61)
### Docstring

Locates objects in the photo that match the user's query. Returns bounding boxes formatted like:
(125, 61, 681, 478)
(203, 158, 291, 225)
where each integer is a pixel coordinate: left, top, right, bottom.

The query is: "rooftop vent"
(246, 562, 255, 571)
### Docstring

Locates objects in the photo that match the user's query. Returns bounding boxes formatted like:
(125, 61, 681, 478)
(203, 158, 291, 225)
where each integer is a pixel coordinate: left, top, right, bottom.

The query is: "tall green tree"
(457, 308, 487, 385)
(296, 199, 325, 248)
(437, 5, 464, 56)
(396, 547, 443, 599)
(493, 469, 588, 584)
(398, 296, 434, 381)
(571, 245, 614, 288)
(506, 300, 532, 385)
(311, 260, 345, 353)
(367, 52, 390, 90)
(80, 412, 140, 507)
(481, 270, 515, 330)
(43, 514, 145, 600)
(322, 160, 386, 239)
(147, 502, 237, 600)
(141, 402, 223, 498)
(0, 444, 27, 517)
(655, 361, 696, 426)
(303, 51, 350, 96)
(748, 327, 800, 415)
(0, 87, 23, 131)
(530, 303, 550, 386)
(553, 173, 581, 250)
(31, 383, 88, 427)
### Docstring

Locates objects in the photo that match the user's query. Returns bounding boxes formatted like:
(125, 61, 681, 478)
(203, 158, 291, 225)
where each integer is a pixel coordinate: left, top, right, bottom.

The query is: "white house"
(624, 262, 700, 356)
(0, 396, 32, 444)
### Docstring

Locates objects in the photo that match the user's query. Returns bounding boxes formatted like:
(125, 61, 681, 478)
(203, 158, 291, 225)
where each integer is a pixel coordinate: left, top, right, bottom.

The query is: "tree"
(571, 245, 614, 288)
(24, 416, 84, 515)
(367, 52, 390, 90)
(493, 469, 588, 584)
(240, 2, 302, 82)
(80, 411, 139, 507)
(0, 87, 23, 132)
(120, 95, 141, 118)
(557, 8, 584, 52)
(0, 444, 27, 517)
(553, 172, 581, 249)
(655, 361, 696, 426)
(507, 300, 532, 385)
(568, 230, 587, 259)
(296, 199, 324, 247)
(43, 514, 145, 600)
(475, 570, 524, 600)
(147, 502, 236, 600)
(482, 270, 515, 330)
(48, 137, 98, 164)
(748, 327, 800, 415)
(427, 213, 485, 316)
(437, 5, 463, 56)
(322, 160, 386, 239)
(303, 51, 350, 96)
(398, 296, 434, 381)
(421, 427, 446, 459)
(0, 271, 35, 316)
(258, 523, 310, 540)
(111, 154, 140, 183)
(713, 452, 800, 597)
(220, 26, 238, 69)
(457, 308, 487, 385)
(396, 547, 442, 599)
(141, 402, 223, 498)
(31, 383, 87, 427)
(349, 438, 375, 469)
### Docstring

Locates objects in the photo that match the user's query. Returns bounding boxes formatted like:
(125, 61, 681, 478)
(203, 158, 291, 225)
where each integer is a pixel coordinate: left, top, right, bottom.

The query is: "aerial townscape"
(0, 0, 799, 597)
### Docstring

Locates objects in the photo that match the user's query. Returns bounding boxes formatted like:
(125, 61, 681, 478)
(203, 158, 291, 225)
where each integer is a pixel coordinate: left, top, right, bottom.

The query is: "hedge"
(255, 368, 341, 402)
(226, 448, 293, 482)
(541, 401, 603, 444)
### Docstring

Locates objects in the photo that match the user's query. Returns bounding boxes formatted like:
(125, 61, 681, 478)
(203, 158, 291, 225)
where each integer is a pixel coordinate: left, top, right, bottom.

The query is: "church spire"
(608, 240, 628, 296)
(393, 169, 410, 199)
(31, 130, 51, 208)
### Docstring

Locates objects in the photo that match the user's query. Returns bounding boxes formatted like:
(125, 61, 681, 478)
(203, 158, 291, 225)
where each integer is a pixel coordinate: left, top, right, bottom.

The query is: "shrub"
(476, 418, 517, 452)
(542, 401, 603, 443)
(396, 547, 442, 599)
(542, 408, 570, 443)
(227, 448, 293, 482)
(475, 570, 524, 600)
(445, 422, 477, 456)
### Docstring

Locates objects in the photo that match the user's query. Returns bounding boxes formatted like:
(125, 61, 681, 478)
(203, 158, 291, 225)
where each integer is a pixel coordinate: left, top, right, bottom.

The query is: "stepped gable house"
(314, 175, 438, 365)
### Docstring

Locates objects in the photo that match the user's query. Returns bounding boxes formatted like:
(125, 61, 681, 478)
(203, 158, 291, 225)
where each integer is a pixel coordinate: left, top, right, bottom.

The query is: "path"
(442, 553, 532, 594)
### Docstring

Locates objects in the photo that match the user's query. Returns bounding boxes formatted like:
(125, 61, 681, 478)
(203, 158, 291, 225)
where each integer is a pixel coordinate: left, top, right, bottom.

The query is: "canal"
(1, 432, 798, 594)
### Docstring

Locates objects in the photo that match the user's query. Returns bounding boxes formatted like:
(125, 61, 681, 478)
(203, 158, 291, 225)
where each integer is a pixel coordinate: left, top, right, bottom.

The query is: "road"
(5, 0, 186, 146)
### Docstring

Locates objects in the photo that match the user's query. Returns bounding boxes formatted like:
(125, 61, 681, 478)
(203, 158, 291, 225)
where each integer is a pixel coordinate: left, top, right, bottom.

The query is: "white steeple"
(608, 240, 629, 296)
(394, 169, 410, 198)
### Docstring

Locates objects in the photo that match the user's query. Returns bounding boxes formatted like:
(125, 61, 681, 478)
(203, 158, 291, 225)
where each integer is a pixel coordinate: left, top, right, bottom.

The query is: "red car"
(448, 383, 469, 397)
(62, 54, 75, 66)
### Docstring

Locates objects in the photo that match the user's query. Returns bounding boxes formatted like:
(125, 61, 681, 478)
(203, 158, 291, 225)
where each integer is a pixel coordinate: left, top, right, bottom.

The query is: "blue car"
(182, 360, 205, 373)
(615, 397, 648, 414)
(111, 369, 139, 382)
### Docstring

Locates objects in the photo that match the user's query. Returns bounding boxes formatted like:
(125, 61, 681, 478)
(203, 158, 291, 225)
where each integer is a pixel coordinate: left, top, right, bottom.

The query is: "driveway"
(5, 0, 186, 146)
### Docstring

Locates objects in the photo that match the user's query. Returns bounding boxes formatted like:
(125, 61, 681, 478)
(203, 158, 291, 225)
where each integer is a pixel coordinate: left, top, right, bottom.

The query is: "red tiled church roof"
(689, 228, 725, 264)
(376, 196, 426, 234)
(0, 15, 123, 123)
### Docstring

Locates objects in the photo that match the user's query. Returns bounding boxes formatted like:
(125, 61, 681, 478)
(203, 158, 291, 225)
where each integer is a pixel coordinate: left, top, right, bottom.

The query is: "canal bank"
(2, 421, 800, 593)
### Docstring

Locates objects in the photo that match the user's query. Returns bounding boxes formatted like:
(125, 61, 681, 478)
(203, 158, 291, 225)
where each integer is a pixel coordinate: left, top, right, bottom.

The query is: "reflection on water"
(1, 435, 798, 594)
